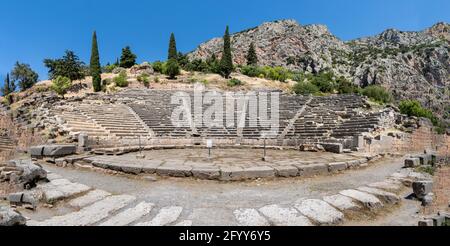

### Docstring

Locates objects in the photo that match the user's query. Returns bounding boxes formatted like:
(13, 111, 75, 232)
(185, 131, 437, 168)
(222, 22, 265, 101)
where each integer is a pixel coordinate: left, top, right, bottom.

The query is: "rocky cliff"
(188, 20, 449, 119)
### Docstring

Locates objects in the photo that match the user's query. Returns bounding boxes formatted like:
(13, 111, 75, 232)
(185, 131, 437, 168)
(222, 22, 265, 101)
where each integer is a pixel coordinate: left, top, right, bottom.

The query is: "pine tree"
(168, 33, 178, 60)
(246, 42, 258, 66)
(119, 46, 137, 68)
(220, 26, 233, 78)
(90, 31, 102, 92)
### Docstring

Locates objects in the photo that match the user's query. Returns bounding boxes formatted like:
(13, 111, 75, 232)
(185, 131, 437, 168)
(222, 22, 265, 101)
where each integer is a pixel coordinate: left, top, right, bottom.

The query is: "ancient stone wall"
(368, 119, 449, 158)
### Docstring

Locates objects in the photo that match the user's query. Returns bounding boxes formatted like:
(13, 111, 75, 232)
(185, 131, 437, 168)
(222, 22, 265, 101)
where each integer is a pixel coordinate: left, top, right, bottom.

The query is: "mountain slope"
(188, 20, 449, 119)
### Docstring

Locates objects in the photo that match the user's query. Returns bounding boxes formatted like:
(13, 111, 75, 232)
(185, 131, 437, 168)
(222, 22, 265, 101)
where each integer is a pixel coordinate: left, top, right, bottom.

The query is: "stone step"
(135, 206, 183, 226)
(28, 195, 136, 226)
(100, 202, 155, 226)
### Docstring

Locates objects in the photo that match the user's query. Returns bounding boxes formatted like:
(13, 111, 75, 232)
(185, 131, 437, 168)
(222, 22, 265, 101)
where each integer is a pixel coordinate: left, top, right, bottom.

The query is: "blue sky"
(1, 0, 449, 83)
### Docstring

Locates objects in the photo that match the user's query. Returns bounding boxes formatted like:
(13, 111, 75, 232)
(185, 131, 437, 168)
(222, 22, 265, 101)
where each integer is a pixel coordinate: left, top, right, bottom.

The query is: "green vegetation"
(11, 62, 39, 91)
(51, 76, 72, 98)
(113, 71, 129, 87)
(227, 78, 243, 87)
(246, 42, 258, 66)
(293, 82, 319, 95)
(416, 165, 435, 176)
(219, 26, 233, 78)
(165, 58, 180, 79)
(361, 85, 393, 104)
(119, 46, 137, 68)
(1, 74, 14, 104)
(399, 100, 446, 133)
(102, 63, 118, 73)
(90, 31, 102, 92)
(168, 33, 178, 60)
(241, 65, 290, 82)
(137, 73, 150, 88)
(44, 51, 84, 82)
(1, 74, 13, 96)
(152, 61, 164, 74)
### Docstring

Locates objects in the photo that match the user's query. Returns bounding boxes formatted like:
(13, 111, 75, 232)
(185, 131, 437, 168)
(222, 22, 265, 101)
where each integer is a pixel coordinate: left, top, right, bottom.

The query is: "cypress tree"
(220, 26, 233, 79)
(119, 46, 137, 68)
(90, 31, 102, 92)
(246, 42, 258, 66)
(168, 33, 178, 60)
(2, 73, 11, 96)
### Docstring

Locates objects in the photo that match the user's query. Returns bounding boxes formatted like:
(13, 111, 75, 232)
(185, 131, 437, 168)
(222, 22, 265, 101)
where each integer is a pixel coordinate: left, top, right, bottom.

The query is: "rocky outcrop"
(189, 20, 450, 119)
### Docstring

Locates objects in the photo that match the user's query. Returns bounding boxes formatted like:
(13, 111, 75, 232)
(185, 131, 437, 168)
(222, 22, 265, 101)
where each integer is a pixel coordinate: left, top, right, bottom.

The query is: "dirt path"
(29, 156, 422, 226)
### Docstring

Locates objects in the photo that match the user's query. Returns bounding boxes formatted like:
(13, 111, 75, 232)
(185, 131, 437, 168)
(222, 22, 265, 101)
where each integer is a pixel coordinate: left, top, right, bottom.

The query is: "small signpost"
(262, 134, 267, 162)
(207, 139, 213, 159)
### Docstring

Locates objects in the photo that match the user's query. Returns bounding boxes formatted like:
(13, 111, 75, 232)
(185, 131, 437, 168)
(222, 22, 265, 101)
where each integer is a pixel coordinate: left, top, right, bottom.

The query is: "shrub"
(309, 71, 336, 93)
(165, 59, 180, 79)
(336, 77, 360, 94)
(361, 85, 393, 104)
(114, 71, 129, 87)
(399, 100, 447, 133)
(51, 76, 72, 98)
(102, 63, 118, 73)
(154, 76, 160, 83)
(137, 73, 150, 88)
(227, 78, 242, 87)
(293, 82, 319, 95)
(241, 65, 263, 77)
(241, 65, 290, 82)
(152, 61, 164, 74)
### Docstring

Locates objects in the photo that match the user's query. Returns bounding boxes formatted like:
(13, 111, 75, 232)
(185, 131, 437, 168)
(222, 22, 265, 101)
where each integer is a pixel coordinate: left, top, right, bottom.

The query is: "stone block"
(328, 162, 348, 173)
(42, 145, 77, 157)
(412, 181, 433, 199)
(78, 133, 89, 148)
(273, 166, 298, 177)
(432, 216, 445, 226)
(346, 160, 361, 169)
(296, 163, 329, 177)
(0, 206, 26, 226)
(29, 146, 45, 158)
(242, 166, 275, 179)
(192, 167, 221, 180)
(418, 219, 434, 226)
(156, 166, 192, 177)
(294, 199, 344, 225)
(404, 158, 420, 168)
(320, 143, 343, 154)
(220, 167, 246, 181)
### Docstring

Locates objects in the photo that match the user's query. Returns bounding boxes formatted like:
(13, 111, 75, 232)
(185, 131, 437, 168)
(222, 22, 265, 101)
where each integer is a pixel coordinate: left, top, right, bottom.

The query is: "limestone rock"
(412, 181, 433, 199)
(0, 206, 26, 226)
(294, 199, 344, 225)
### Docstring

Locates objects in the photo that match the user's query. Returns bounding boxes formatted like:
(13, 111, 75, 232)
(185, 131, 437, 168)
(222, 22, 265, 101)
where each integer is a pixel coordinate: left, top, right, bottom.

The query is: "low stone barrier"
(74, 153, 382, 181)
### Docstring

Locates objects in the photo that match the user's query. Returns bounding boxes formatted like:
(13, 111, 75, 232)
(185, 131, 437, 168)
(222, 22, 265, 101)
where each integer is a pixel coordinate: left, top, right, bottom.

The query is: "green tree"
(90, 31, 102, 92)
(246, 42, 258, 66)
(11, 62, 39, 91)
(1, 73, 12, 96)
(44, 50, 85, 82)
(168, 33, 178, 60)
(119, 46, 137, 68)
(220, 26, 233, 78)
(166, 58, 180, 79)
(51, 76, 72, 98)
